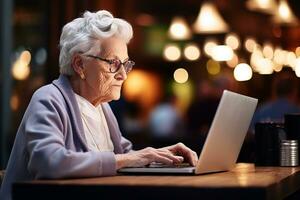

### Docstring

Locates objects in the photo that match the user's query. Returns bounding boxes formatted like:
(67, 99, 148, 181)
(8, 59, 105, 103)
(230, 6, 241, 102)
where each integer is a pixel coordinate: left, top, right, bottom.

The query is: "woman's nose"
(115, 65, 127, 80)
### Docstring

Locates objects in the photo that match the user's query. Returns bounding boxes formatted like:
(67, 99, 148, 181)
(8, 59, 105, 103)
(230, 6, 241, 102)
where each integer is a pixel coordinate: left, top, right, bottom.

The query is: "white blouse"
(75, 94, 114, 152)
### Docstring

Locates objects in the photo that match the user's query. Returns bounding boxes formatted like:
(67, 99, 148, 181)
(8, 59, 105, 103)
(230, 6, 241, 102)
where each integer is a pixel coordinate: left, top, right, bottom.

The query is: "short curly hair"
(59, 10, 133, 75)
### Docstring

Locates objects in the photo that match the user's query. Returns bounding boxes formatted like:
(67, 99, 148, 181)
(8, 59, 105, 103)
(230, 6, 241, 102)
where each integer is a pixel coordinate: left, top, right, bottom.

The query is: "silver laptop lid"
(195, 90, 258, 174)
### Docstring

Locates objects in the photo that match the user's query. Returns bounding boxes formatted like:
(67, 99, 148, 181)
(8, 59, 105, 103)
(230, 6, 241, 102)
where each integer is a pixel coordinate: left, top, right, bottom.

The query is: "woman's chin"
(111, 93, 121, 101)
(112, 96, 121, 101)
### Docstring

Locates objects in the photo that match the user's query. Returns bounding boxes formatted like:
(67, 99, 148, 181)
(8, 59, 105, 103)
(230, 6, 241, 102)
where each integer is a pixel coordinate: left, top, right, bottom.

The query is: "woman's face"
(82, 37, 129, 104)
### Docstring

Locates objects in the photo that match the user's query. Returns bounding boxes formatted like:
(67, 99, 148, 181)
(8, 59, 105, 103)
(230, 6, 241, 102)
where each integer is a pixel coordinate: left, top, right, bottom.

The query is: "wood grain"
(12, 163, 300, 200)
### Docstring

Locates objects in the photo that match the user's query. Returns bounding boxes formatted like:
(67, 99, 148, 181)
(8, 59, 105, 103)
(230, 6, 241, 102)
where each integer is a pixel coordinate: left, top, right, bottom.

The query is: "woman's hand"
(115, 143, 198, 170)
(160, 143, 198, 166)
(115, 147, 184, 170)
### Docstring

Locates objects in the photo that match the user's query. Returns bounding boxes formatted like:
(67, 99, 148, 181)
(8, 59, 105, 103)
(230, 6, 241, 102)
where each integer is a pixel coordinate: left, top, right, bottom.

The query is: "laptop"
(118, 90, 258, 174)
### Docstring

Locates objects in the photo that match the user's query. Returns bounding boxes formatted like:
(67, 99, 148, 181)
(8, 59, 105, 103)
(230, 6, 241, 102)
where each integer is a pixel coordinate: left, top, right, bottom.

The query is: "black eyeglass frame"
(85, 55, 135, 73)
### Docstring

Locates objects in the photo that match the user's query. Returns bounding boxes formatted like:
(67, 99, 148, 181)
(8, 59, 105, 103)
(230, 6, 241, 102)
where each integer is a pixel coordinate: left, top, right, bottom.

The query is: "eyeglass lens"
(111, 59, 134, 73)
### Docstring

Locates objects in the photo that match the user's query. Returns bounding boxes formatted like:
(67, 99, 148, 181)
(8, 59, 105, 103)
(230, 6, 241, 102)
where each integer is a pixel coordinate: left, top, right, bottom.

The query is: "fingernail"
(179, 157, 184, 162)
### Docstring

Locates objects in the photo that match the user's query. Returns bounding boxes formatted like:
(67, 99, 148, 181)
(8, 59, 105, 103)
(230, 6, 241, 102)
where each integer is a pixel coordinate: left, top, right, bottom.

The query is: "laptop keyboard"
(148, 162, 191, 168)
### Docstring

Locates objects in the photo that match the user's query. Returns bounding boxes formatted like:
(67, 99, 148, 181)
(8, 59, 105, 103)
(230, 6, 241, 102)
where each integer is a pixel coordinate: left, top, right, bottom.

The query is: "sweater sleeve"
(25, 89, 117, 179)
(120, 135, 133, 153)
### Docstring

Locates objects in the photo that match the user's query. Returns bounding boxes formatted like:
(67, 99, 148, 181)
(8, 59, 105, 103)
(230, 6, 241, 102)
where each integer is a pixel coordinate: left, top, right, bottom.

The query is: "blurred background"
(1, 0, 300, 169)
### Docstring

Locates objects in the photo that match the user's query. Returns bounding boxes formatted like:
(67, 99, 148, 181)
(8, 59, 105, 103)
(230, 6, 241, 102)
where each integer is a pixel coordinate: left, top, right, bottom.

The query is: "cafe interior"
(1, 0, 300, 198)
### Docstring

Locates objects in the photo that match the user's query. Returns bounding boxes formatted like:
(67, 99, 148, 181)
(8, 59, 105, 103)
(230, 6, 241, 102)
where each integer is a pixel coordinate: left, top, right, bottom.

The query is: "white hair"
(59, 10, 133, 75)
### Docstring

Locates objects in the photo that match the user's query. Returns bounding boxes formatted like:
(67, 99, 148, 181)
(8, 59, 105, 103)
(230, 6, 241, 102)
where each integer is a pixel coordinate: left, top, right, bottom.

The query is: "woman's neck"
(69, 76, 102, 106)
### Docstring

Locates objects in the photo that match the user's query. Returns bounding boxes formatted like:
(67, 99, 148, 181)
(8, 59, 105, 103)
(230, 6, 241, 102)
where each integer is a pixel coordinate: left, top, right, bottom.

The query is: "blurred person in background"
(0, 10, 197, 200)
(251, 71, 300, 128)
(245, 71, 300, 163)
(148, 93, 185, 146)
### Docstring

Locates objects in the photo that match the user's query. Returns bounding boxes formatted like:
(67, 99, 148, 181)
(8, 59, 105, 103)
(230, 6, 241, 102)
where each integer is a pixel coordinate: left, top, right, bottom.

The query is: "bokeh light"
(173, 68, 189, 83)
(211, 45, 234, 61)
(244, 37, 257, 52)
(295, 47, 300, 57)
(12, 50, 31, 80)
(123, 69, 162, 108)
(233, 63, 253, 81)
(225, 33, 240, 50)
(168, 17, 192, 40)
(226, 53, 239, 68)
(204, 39, 217, 56)
(10, 94, 20, 111)
(262, 43, 274, 59)
(206, 59, 221, 75)
(163, 44, 181, 61)
(183, 44, 201, 61)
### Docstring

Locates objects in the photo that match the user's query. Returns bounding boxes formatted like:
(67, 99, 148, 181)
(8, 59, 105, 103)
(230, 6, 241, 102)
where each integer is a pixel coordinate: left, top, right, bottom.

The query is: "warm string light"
(246, 0, 298, 26)
(234, 63, 253, 81)
(193, 2, 229, 34)
(163, 44, 181, 61)
(12, 50, 31, 80)
(168, 17, 192, 40)
(183, 44, 201, 61)
(225, 33, 240, 50)
(163, 35, 300, 79)
(162, 1, 299, 79)
(211, 45, 234, 62)
(246, 0, 277, 14)
(174, 68, 189, 83)
(226, 54, 239, 68)
(273, 0, 298, 25)
(206, 59, 221, 75)
(204, 39, 218, 56)
(295, 59, 300, 77)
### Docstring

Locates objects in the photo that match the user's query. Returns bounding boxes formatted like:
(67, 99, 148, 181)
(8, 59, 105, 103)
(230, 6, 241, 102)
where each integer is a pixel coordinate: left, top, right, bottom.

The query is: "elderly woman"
(0, 10, 198, 200)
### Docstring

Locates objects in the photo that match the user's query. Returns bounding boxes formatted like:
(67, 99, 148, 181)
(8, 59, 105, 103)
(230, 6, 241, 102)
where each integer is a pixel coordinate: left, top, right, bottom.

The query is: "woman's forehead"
(100, 38, 128, 58)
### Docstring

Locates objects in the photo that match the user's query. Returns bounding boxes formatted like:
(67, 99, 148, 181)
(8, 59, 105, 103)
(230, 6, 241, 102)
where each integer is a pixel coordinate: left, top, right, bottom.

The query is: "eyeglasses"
(85, 55, 135, 74)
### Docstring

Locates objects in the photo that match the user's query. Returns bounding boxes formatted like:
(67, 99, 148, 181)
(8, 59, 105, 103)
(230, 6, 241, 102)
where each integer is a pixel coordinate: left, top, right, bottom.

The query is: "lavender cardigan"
(0, 75, 132, 200)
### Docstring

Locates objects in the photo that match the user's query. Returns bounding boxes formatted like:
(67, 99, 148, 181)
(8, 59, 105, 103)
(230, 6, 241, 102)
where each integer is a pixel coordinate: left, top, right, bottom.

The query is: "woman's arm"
(25, 90, 117, 179)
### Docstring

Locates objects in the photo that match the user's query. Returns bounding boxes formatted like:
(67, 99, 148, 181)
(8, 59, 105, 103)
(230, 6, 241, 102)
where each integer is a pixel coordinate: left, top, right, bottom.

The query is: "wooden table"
(12, 163, 300, 200)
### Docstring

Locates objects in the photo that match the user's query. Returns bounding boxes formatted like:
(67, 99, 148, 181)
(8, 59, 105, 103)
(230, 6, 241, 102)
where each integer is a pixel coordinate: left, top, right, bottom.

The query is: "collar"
(52, 74, 89, 151)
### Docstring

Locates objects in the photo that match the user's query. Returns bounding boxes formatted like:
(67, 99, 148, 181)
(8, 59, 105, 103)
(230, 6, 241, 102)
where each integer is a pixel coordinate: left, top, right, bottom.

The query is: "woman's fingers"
(179, 145, 198, 166)
(168, 143, 198, 166)
(156, 151, 184, 164)
(150, 153, 174, 165)
(144, 147, 183, 164)
(117, 145, 197, 169)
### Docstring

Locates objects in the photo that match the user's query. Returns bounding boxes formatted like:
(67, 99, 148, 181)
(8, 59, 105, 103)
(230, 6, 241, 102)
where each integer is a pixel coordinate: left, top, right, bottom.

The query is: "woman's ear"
(71, 54, 85, 80)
